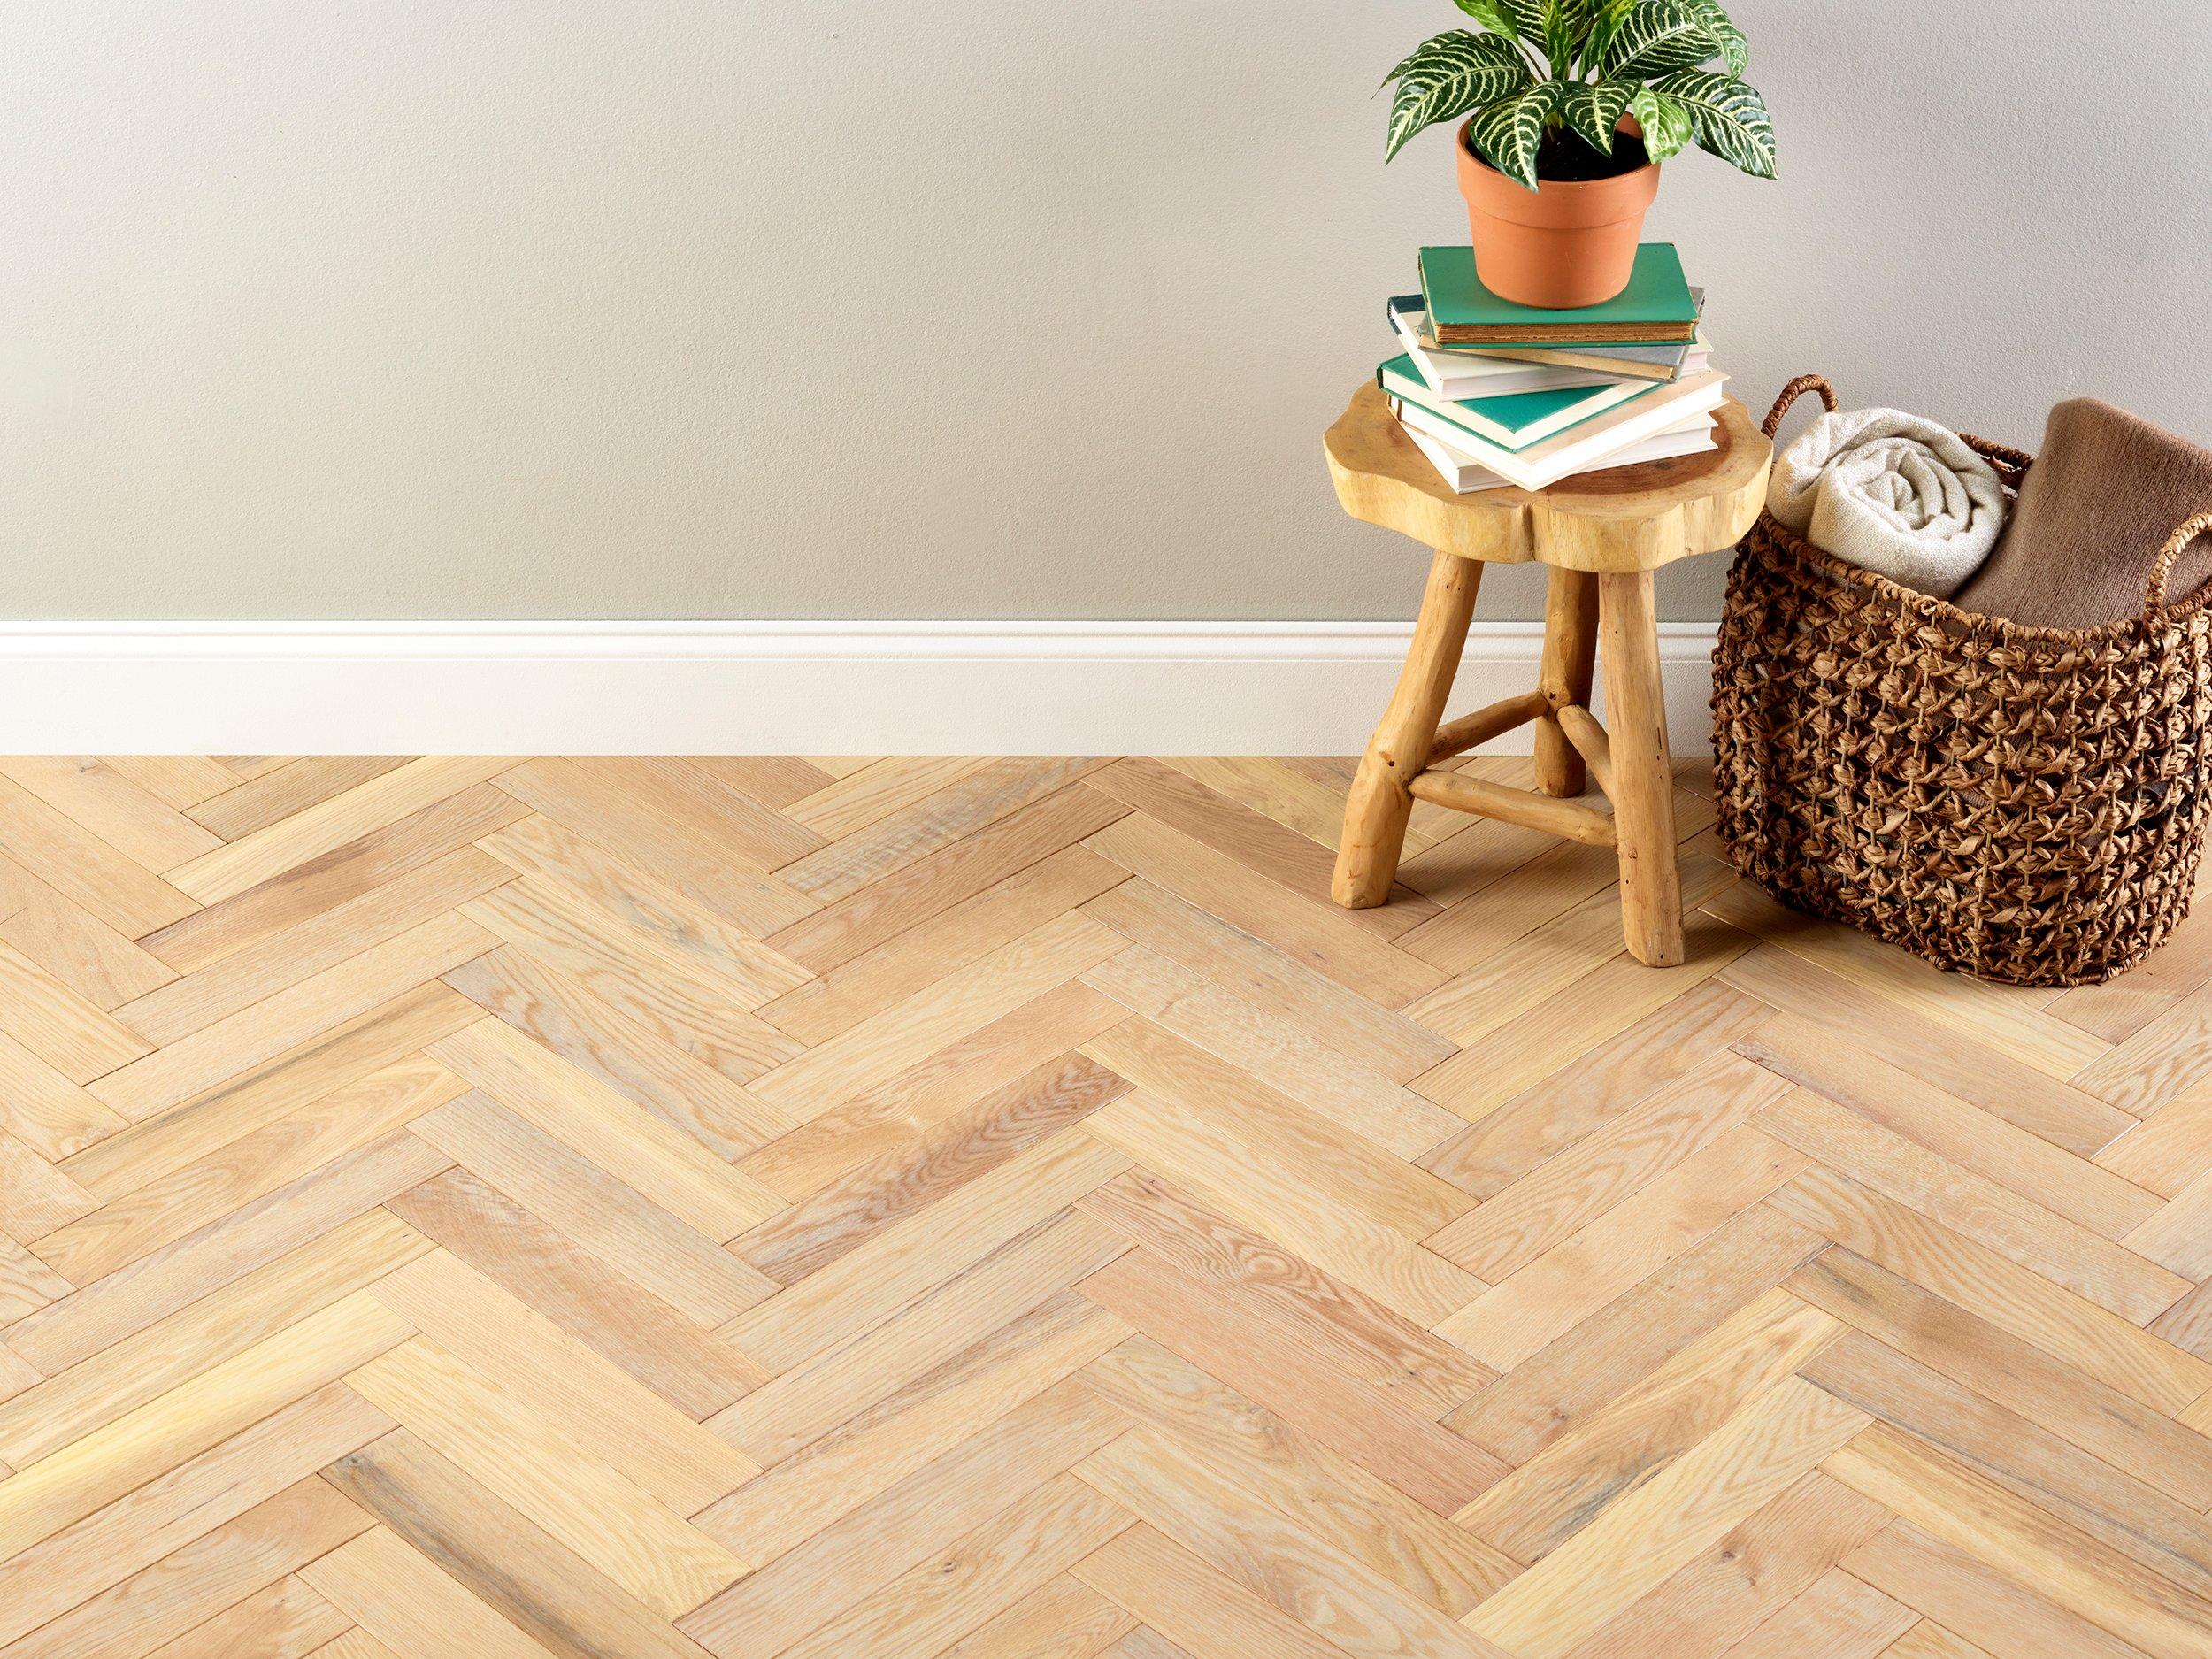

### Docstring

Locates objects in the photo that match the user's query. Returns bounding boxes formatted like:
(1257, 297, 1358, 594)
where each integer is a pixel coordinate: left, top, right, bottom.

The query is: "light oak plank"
(1464, 1378, 1870, 1659)
(165, 758, 518, 904)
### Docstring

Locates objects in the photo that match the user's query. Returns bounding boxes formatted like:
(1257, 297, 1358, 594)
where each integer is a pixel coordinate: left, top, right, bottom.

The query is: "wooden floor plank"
(489, 760, 817, 939)
(1069, 1525, 1380, 1659)
(1084, 813, 1446, 1009)
(762, 784, 1128, 977)
(1756, 1087, 2190, 1324)
(343, 1336, 748, 1617)
(735, 979, 1128, 1202)
(322, 1429, 718, 1659)
(0, 758, 227, 874)
(772, 757, 1112, 903)
(0, 856, 179, 1009)
(1719, 945, 2134, 1159)
(1079, 876, 1455, 1083)
(1076, 1168, 1494, 1418)
(757, 842, 1127, 1047)
(1438, 1125, 1809, 1371)
(184, 757, 411, 843)
(1456, 1287, 1842, 1564)
(103, 754, 248, 812)
(300, 1525, 561, 1659)
(111, 849, 512, 1048)
(55, 984, 481, 1201)
(0, 1387, 393, 1651)
(679, 1380, 1125, 1659)
(0, 773, 201, 938)
(0, 1476, 370, 1659)
(1706, 1566, 1916, 1659)
(88, 915, 495, 1122)
(3, 749, 2206, 1659)
(28, 1056, 464, 1287)
(382, 1167, 764, 1417)
(165, 759, 518, 905)
(710, 1211, 1124, 1469)
(1076, 1336, 1517, 1613)
(408, 1093, 773, 1326)
(1826, 1423, 2212, 1659)
(1077, 1247, 1509, 1516)
(1463, 1379, 1871, 1659)
(1788, 1247, 2212, 1511)
(1448, 1199, 1828, 1465)
(0, 1292, 409, 1562)
(701, 1274, 1128, 1565)
(442, 945, 792, 1162)
(1560, 1477, 1894, 1659)
(1080, 943, 1463, 1161)
(1771, 1166, 2212, 1415)
(457, 871, 806, 1073)
(5, 1132, 449, 1377)
(1079, 1085, 1484, 1325)
(0, 1209, 430, 1471)
(368, 1248, 757, 1512)
(426, 1019, 782, 1241)
(1801, 1327, 2212, 1607)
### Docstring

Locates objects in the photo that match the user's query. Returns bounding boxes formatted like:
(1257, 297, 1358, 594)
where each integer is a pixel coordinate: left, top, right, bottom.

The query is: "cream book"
(1386, 371, 1728, 492)
(1386, 297, 1622, 400)
(1465, 333, 1714, 383)
(1394, 402, 1718, 494)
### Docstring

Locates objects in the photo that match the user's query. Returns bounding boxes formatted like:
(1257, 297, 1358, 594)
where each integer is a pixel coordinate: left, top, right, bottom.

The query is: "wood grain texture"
(1325, 382, 1772, 573)
(0, 746, 2203, 1658)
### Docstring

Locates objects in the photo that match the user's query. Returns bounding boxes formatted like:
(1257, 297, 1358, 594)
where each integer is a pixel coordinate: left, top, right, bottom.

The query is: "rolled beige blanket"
(1766, 407, 2008, 597)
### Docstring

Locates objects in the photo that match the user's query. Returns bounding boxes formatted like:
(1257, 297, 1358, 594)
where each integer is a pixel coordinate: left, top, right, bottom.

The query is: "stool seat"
(1325, 381, 1776, 967)
(1326, 382, 1772, 572)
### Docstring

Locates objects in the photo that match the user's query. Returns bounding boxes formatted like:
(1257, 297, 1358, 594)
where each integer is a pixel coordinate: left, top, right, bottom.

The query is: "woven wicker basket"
(1712, 374, 2212, 987)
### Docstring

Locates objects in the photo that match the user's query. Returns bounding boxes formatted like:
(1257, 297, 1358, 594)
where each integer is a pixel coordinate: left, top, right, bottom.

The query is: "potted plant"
(1383, 1, 1776, 308)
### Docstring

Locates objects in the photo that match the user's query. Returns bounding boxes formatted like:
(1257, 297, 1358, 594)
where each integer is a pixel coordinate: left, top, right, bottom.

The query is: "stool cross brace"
(1332, 553, 1684, 966)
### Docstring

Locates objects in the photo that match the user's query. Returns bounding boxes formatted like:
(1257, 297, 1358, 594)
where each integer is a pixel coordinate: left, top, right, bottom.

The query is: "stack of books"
(1381, 243, 1726, 493)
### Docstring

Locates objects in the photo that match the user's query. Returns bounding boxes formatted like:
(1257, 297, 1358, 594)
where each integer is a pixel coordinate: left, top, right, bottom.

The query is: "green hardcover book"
(1417, 244, 1699, 347)
(1377, 356, 1651, 453)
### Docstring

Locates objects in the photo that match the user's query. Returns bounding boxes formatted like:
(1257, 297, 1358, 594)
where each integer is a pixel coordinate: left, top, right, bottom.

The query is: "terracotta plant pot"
(1455, 117, 1660, 309)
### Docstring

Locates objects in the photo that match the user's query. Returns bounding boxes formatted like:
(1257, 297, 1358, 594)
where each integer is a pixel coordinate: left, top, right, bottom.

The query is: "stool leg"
(1533, 567, 1600, 797)
(1333, 549, 1481, 909)
(1598, 569, 1684, 966)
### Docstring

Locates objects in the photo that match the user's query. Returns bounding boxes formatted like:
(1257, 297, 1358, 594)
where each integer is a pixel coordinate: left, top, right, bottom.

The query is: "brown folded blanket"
(1953, 397, 2212, 629)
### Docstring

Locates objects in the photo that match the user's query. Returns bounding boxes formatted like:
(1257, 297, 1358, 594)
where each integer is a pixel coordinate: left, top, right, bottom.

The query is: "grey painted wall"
(3, 2, 2208, 621)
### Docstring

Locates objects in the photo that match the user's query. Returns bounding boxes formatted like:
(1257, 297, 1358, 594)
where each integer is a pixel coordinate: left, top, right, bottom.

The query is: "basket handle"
(1763, 374, 1840, 438)
(2147, 511, 2212, 613)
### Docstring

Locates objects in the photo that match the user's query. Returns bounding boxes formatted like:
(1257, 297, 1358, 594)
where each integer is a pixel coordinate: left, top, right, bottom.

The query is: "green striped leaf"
(1629, 87, 1695, 162)
(1558, 81, 1635, 153)
(1580, 0, 1636, 76)
(1494, 0, 1549, 39)
(1386, 32, 1532, 162)
(1541, 1, 1595, 75)
(1466, 82, 1559, 190)
(1687, 0, 1749, 74)
(1651, 69, 1777, 176)
(1452, 0, 1522, 36)
(1601, 0, 1718, 81)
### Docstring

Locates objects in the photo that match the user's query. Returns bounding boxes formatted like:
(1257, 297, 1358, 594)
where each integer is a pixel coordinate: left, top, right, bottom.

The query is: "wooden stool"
(1325, 382, 1774, 967)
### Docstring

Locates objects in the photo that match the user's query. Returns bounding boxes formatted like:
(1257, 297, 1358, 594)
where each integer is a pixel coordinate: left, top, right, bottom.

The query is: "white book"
(1381, 357, 1653, 452)
(1388, 294, 1714, 388)
(1394, 401, 1718, 495)
(1387, 302, 1624, 401)
(1389, 371, 1730, 492)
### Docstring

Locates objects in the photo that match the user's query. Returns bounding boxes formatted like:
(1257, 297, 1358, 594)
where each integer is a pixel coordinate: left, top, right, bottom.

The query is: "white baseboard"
(0, 621, 1721, 755)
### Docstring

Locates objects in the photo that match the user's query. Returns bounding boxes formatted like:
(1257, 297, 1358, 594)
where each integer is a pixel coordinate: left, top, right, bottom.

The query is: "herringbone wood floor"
(2, 753, 2211, 1658)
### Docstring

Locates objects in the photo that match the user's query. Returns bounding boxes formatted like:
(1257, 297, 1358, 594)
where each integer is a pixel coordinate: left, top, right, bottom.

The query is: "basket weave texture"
(1712, 375, 2212, 987)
